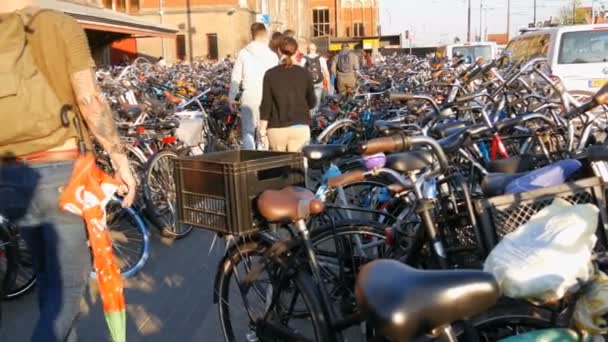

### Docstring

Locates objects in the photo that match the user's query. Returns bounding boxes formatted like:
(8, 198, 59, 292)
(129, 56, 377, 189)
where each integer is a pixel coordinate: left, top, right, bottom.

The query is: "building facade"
(0, 0, 176, 65)
(309, 0, 379, 38)
(136, 0, 263, 62)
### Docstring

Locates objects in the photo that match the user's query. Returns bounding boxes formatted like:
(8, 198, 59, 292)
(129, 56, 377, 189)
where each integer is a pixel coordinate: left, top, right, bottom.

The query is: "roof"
(29, 0, 177, 38)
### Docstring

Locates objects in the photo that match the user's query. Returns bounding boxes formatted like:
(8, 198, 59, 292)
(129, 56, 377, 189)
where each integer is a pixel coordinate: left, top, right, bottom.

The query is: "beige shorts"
(267, 125, 311, 152)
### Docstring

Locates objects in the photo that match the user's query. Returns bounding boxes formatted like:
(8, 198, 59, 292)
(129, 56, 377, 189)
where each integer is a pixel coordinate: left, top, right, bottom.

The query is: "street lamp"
(467, 0, 472, 41)
(506, 0, 511, 41)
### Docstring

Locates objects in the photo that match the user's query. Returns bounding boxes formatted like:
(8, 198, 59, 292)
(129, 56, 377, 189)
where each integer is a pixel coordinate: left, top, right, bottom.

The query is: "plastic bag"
(484, 198, 598, 302)
(574, 272, 608, 335)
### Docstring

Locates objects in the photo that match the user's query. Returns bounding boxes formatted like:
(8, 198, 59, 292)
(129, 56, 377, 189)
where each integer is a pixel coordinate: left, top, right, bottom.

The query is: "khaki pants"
(336, 73, 356, 95)
(267, 126, 310, 152)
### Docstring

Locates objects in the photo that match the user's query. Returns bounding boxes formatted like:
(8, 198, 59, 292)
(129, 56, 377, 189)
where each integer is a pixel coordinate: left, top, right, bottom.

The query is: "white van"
(437, 42, 498, 62)
(505, 24, 608, 92)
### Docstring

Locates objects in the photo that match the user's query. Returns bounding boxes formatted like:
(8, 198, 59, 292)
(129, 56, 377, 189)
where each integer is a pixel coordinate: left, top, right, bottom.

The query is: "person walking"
(302, 42, 330, 116)
(331, 43, 359, 95)
(0, 5, 136, 342)
(259, 37, 316, 152)
(229, 23, 278, 150)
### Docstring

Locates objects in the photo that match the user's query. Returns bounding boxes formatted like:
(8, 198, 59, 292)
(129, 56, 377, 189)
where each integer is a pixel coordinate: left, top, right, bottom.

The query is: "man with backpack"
(331, 43, 359, 95)
(302, 42, 329, 116)
(0, 5, 136, 341)
(229, 23, 278, 150)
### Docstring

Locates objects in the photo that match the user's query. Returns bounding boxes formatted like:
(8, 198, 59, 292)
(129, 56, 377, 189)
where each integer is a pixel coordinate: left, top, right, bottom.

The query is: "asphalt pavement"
(1, 229, 227, 342)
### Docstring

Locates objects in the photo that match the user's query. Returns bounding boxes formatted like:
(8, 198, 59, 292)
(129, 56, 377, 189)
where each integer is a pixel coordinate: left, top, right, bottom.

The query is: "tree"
(557, 0, 588, 25)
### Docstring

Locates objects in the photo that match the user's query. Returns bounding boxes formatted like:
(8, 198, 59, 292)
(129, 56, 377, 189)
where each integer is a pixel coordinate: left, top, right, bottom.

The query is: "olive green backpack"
(0, 10, 66, 156)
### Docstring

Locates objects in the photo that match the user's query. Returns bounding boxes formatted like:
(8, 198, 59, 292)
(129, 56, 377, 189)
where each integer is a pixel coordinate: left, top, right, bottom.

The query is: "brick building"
(0, 0, 176, 65)
(309, 0, 379, 38)
(135, 0, 265, 62)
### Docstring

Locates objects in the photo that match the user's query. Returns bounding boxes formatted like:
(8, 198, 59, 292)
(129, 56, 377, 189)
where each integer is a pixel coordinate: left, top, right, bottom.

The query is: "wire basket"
(475, 177, 608, 253)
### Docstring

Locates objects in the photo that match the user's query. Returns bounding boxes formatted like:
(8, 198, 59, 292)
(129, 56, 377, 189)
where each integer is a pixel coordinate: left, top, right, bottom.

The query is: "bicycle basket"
(474, 177, 608, 254)
(174, 150, 304, 236)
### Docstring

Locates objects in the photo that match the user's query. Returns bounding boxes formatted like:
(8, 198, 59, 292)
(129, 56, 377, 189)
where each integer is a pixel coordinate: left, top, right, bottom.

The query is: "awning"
(28, 0, 177, 38)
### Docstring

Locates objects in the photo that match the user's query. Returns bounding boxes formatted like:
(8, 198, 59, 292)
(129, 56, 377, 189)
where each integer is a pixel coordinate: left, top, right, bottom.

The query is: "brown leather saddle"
(257, 186, 324, 222)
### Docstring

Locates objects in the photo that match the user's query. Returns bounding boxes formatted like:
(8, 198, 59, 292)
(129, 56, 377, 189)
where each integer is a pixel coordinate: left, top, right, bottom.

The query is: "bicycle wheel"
(92, 197, 150, 279)
(460, 299, 555, 341)
(143, 150, 193, 239)
(2, 235, 35, 299)
(216, 239, 332, 342)
(0, 221, 19, 301)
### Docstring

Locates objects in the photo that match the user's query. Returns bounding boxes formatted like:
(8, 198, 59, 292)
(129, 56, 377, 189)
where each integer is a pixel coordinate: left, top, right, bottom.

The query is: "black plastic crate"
(174, 150, 304, 236)
(474, 177, 608, 254)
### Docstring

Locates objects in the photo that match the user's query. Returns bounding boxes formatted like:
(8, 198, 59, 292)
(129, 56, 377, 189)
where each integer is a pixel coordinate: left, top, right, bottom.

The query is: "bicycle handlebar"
(388, 93, 442, 116)
(327, 170, 366, 188)
(358, 134, 450, 172)
(566, 83, 608, 118)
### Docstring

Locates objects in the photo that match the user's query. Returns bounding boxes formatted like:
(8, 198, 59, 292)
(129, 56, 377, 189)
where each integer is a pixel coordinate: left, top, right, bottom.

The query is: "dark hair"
(251, 22, 267, 39)
(279, 37, 298, 68)
(283, 29, 295, 37)
(269, 31, 283, 53)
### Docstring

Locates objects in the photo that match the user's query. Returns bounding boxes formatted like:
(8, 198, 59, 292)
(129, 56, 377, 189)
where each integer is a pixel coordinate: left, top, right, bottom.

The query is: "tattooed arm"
(70, 68, 136, 207)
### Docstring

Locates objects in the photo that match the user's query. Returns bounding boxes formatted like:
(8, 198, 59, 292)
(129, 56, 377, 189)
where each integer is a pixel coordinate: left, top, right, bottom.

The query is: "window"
(558, 30, 608, 64)
(207, 33, 218, 60)
(353, 22, 364, 37)
(176, 35, 186, 61)
(505, 34, 550, 63)
(452, 46, 492, 61)
(129, 0, 139, 12)
(115, 0, 126, 11)
(312, 8, 330, 37)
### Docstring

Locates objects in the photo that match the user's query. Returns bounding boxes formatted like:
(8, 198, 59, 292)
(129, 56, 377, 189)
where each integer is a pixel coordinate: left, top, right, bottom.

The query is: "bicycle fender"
(316, 118, 359, 143)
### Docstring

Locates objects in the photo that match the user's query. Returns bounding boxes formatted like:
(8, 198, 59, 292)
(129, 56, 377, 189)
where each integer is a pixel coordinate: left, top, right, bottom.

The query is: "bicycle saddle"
(385, 149, 434, 173)
(374, 120, 403, 136)
(486, 155, 534, 174)
(257, 186, 324, 222)
(302, 144, 348, 161)
(355, 259, 499, 342)
(156, 119, 180, 131)
(318, 108, 341, 121)
(430, 121, 470, 138)
(480, 172, 526, 197)
(117, 105, 142, 121)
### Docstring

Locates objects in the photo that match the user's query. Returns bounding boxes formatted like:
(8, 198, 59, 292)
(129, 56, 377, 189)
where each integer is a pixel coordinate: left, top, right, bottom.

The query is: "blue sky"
(379, 0, 600, 46)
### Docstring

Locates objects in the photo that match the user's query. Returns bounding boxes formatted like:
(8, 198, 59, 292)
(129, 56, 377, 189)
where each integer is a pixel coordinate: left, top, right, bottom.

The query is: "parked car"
(436, 41, 498, 62)
(505, 24, 608, 92)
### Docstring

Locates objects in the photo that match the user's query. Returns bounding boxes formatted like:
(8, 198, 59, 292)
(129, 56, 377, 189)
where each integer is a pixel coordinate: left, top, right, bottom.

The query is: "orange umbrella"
(58, 154, 126, 342)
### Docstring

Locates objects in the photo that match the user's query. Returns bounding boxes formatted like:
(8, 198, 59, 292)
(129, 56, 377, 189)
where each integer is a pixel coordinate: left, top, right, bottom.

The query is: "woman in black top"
(259, 37, 316, 152)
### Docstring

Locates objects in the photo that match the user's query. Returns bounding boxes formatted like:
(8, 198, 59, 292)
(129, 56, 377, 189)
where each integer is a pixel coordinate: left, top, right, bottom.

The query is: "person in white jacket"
(229, 23, 279, 150)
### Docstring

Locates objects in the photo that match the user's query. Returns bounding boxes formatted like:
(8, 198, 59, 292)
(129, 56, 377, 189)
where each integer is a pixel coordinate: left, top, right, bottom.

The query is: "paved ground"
(2, 229, 228, 342)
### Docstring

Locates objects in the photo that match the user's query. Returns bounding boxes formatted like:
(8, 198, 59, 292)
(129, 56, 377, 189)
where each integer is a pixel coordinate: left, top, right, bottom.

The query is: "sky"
(379, 0, 602, 46)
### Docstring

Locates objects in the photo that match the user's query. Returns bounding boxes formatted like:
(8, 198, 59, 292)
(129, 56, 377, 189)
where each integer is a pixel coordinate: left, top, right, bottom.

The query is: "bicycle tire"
(460, 299, 555, 341)
(216, 239, 332, 342)
(0, 221, 19, 301)
(2, 235, 35, 299)
(91, 197, 150, 279)
(143, 149, 193, 239)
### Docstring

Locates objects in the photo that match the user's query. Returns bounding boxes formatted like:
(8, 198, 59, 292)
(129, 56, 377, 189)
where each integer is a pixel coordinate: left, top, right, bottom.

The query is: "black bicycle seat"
(480, 172, 526, 197)
(486, 155, 534, 174)
(302, 144, 348, 161)
(117, 106, 142, 121)
(318, 108, 341, 121)
(355, 259, 499, 342)
(385, 149, 434, 173)
(156, 119, 180, 131)
(374, 120, 403, 136)
(430, 121, 470, 138)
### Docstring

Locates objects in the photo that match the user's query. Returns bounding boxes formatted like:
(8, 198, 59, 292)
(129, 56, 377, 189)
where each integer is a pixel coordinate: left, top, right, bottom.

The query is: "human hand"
(111, 154, 137, 208)
(229, 101, 238, 112)
(260, 135, 269, 150)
